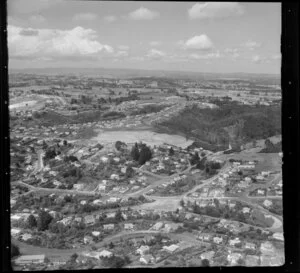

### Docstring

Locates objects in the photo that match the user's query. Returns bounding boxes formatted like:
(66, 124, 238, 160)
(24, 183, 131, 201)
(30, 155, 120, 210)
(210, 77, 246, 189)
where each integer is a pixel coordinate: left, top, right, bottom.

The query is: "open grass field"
(91, 129, 193, 148)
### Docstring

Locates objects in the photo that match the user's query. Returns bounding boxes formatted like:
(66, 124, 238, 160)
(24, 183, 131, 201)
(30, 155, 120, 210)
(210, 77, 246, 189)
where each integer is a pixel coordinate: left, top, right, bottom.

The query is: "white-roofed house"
(272, 232, 284, 241)
(83, 235, 94, 244)
(103, 224, 115, 230)
(227, 252, 243, 266)
(162, 244, 179, 253)
(11, 228, 21, 237)
(92, 231, 101, 237)
(140, 254, 154, 264)
(263, 200, 273, 208)
(124, 223, 134, 230)
(136, 245, 150, 255)
(99, 250, 113, 258)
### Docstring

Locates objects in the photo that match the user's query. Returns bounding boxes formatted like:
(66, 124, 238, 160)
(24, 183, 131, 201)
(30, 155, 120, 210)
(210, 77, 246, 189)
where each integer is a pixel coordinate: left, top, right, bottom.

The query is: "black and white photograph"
(6, 0, 285, 270)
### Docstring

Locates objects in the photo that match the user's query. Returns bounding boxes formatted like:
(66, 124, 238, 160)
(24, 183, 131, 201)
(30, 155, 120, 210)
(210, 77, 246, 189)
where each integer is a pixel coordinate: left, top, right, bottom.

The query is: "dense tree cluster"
(115, 141, 127, 151)
(259, 139, 282, 153)
(101, 255, 131, 268)
(130, 142, 152, 165)
(37, 210, 53, 231)
(64, 155, 79, 163)
(168, 147, 175, 156)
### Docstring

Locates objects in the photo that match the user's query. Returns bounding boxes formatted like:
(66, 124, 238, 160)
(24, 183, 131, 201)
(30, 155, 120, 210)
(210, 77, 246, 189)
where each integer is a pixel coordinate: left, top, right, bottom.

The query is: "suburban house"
(200, 251, 215, 260)
(124, 223, 134, 230)
(83, 235, 94, 244)
(21, 233, 33, 241)
(213, 236, 223, 245)
(162, 244, 179, 253)
(227, 252, 243, 265)
(198, 233, 212, 242)
(136, 245, 150, 255)
(92, 231, 101, 237)
(140, 254, 154, 264)
(99, 250, 113, 258)
(84, 215, 96, 226)
(272, 232, 284, 241)
(244, 242, 256, 250)
(103, 224, 114, 230)
(11, 228, 21, 237)
(229, 237, 241, 246)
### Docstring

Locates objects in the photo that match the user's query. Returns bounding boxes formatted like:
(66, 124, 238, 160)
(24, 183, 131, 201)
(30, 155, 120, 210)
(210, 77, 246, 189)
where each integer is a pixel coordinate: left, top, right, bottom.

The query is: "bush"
(27, 214, 37, 228)
(138, 144, 152, 165)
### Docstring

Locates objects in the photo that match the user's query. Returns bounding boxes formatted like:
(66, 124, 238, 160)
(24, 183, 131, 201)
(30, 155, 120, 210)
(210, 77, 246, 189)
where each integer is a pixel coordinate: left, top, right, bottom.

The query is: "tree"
(201, 259, 210, 267)
(70, 253, 78, 263)
(11, 243, 20, 258)
(115, 209, 123, 221)
(27, 214, 37, 228)
(115, 141, 126, 151)
(190, 152, 200, 165)
(37, 210, 53, 231)
(169, 147, 175, 156)
(125, 166, 134, 178)
(109, 242, 115, 249)
(138, 145, 152, 165)
(131, 143, 140, 161)
(180, 199, 185, 207)
(63, 140, 68, 146)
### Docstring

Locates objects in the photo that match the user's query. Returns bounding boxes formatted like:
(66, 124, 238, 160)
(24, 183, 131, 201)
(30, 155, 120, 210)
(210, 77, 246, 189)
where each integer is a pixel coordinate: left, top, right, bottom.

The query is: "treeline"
(130, 142, 152, 165)
(259, 139, 282, 153)
(130, 104, 167, 116)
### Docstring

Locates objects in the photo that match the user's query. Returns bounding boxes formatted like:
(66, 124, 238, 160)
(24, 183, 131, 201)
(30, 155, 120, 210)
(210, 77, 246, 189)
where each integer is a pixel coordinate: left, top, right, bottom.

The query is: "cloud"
(150, 41, 161, 46)
(243, 40, 262, 50)
(224, 48, 239, 54)
(223, 48, 240, 59)
(129, 7, 159, 20)
(130, 56, 145, 62)
(252, 55, 269, 64)
(19, 29, 39, 36)
(184, 34, 214, 50)
(103, 15, 117, 23)
(8, 0, 63, 14)
(189, 51, 221, 60)
(188, 2, 245, 20)
(115, 51, 129, 58)
(8, 25, 114, 61)
(118, 45, 130, 51)
(146, 49, 166, 59)
(73, 13, 98, 21)
(232, 52, 240, 59)
(29, 15, 46, 23)
(252, 54, 281, 64)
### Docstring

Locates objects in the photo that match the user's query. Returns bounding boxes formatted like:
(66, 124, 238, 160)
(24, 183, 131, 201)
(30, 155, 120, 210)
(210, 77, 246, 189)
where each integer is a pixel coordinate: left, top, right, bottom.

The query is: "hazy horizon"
(9, 66, 281, 77)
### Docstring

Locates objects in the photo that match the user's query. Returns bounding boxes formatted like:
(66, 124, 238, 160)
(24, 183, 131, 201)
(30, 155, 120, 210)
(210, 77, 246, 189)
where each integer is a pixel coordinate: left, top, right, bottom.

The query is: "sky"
(7, 1, 281, 74)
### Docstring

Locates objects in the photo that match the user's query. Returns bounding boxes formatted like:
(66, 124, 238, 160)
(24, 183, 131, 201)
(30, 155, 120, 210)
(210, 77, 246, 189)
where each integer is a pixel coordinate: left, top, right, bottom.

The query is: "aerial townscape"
(8, 1, 283, 270)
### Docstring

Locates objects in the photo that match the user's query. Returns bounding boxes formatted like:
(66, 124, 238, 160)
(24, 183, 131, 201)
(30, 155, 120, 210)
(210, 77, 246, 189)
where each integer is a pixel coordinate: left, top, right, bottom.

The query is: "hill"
(155, 101, 281, 151)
